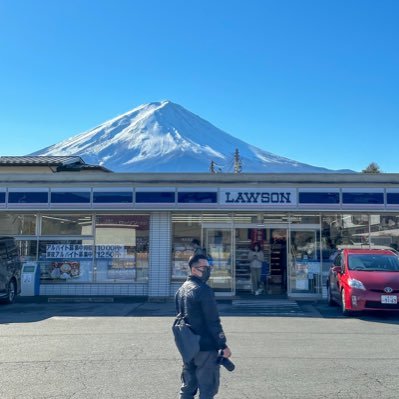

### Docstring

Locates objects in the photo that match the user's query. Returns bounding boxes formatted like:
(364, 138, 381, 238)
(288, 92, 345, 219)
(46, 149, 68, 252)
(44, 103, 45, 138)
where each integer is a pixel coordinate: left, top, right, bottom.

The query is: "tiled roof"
(0, 156, 111, 172)
(0, 156, 84, 166)
(56, 163, 112, 172)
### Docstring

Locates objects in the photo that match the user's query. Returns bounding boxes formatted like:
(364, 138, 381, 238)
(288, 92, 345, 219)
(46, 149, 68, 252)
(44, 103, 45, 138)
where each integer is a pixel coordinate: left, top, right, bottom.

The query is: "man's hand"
(222, 346, 232, 358)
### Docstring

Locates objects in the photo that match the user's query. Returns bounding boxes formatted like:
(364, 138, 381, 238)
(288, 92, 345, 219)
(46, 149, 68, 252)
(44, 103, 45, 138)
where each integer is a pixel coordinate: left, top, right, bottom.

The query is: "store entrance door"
(288, 225, 322, 297)
(235, 226, 288, 297)
(203, 227, 234, 296)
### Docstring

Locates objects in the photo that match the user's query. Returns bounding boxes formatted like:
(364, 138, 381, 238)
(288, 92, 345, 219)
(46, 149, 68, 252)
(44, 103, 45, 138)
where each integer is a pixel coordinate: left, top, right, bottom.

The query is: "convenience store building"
(1, 158, 399, 300)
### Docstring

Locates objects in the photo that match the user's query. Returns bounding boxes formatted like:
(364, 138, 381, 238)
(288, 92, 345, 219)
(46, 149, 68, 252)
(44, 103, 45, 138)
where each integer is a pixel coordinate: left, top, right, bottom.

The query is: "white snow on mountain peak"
(31, 100, 344, 173)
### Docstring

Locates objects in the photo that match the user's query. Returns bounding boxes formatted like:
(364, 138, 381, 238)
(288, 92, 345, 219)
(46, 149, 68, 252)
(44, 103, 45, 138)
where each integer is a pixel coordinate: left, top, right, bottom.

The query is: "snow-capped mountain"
(31, 100, 344, 173)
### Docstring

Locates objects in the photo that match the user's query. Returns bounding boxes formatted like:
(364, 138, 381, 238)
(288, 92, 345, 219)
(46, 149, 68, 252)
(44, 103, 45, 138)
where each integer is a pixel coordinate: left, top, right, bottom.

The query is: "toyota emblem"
(384, 287, 393, 293)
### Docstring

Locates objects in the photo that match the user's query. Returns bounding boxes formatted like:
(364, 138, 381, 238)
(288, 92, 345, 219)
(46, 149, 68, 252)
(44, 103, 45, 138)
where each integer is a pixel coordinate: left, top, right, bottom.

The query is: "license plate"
(381, 295, 397, 304)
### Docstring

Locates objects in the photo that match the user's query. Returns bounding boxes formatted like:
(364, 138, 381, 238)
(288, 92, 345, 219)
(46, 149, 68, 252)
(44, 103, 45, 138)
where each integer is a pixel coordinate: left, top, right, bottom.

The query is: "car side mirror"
(331, 266, 343, 274)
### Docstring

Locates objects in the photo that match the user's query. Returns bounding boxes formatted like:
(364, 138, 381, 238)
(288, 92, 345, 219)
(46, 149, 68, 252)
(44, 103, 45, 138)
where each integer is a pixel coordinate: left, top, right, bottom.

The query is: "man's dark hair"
(191, 239, 201, 246)
(189, 254, 208, 268)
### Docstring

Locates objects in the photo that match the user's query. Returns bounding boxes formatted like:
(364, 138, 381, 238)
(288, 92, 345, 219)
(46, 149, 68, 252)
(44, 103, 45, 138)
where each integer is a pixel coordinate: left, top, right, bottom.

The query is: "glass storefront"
(41, 214, 93, 235)
(369, 214, 399, 250)
(0, 213, 37, 235)
(7, 213, 150, 284)
(2, 210, 398, 298)
(289, 227, 321, 295)
(38, 239, 95, 283)
(171, 213, 233, 281)
(204, 228, 233, 293)
(94, 214, 149, 283)
(171, 212, 399, 298)
(171, 212, 321, 297)
(171, 213, 202, 279)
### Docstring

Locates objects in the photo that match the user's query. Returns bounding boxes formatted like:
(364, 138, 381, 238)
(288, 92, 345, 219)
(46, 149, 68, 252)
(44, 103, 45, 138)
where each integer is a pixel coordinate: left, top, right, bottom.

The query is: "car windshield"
(348, 254, 399, 271)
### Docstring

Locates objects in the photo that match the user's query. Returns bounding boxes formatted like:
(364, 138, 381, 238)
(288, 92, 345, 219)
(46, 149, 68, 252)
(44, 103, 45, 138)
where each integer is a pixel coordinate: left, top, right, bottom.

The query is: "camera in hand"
(217, 350, 235, 372)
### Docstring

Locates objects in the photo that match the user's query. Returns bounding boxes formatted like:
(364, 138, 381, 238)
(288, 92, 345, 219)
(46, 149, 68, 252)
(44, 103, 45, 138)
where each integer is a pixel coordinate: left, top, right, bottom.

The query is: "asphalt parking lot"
(1, 298, 399, 399)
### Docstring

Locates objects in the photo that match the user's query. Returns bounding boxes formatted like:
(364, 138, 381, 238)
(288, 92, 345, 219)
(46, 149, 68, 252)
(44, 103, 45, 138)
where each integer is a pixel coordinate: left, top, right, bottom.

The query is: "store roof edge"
(1, 172, 399, 185)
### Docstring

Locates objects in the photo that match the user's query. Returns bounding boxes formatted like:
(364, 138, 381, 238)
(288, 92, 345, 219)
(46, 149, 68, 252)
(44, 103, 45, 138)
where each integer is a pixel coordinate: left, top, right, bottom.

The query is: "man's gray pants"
(179, 350, 220, 399)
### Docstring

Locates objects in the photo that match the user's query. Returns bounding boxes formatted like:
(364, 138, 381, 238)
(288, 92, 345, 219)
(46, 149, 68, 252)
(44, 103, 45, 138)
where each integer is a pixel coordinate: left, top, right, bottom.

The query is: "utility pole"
(209, 160, 216, 173)
(234, 148, 242, 173)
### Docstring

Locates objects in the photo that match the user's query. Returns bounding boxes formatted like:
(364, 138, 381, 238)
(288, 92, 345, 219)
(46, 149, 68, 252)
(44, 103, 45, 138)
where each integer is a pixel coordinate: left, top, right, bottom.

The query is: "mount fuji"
(31, 100, 345, 173)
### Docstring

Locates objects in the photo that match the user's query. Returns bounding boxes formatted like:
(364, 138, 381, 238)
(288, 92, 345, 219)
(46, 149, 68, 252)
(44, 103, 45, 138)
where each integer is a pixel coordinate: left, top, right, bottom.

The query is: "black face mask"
(194, 266, 212, 283)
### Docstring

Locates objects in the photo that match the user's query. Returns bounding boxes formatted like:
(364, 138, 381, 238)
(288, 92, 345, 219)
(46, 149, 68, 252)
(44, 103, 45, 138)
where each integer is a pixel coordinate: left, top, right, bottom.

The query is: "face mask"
(195, 266, 211, 283)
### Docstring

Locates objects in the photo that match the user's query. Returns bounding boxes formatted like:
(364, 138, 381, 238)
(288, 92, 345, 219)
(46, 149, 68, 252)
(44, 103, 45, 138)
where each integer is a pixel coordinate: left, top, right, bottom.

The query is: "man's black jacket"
(175, 276, 227, 351)
(175, 275, 227, 352)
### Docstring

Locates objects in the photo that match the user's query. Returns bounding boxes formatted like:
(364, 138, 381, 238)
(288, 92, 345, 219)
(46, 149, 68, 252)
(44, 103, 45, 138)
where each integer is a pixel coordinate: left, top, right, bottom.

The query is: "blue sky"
(0, 0, 398, 172)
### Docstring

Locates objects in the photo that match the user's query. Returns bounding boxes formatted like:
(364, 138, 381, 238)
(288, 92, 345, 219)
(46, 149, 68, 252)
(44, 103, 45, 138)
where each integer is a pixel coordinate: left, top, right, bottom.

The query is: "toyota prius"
(327, 248, 399, 316)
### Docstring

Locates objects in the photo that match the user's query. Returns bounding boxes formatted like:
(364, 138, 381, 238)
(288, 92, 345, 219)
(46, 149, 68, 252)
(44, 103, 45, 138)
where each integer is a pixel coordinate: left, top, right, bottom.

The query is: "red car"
(327, 248, 399, 315)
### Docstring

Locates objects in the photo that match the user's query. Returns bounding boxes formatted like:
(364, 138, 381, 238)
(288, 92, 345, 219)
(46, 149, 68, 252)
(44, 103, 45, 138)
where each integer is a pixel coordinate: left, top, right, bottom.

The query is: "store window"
(288, 214, 321, 295)
(93, 191, 133, 204)
(342, 192, 384, 204)
(321, 213, 371, 287)
(172, 214, 202, 279)
(202, 213, 233, 224)
(8, 191, 48, 203)
(51, 191, 91, 203)
(232, 212, 289, 224)
(341, 214, 371, 245)
(41, 214, 93, 236)
(0, 213, 37, 235)
(233, 212, 260, 224)
(15, 239, 38, 262)
(136, 192, 175, 203)
(261, 213, 289, 224)
(369, 214, 399, 250)
(94, 214, 149, 282)
(299, 192, 340, 204)
(290, 214, 320, 224)
(320, 214, 339, 288)
(171, 213, 233, 280)
(387, 193, 399, 205)
(321, 214, 370, 247)
(177, 192, 217, 203)
(289, 229, 321, 294)
(38, 239, 94, 283)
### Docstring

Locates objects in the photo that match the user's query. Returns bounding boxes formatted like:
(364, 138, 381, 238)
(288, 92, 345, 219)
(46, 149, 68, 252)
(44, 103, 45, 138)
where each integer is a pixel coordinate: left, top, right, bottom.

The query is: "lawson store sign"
(220, 188, 297, 207)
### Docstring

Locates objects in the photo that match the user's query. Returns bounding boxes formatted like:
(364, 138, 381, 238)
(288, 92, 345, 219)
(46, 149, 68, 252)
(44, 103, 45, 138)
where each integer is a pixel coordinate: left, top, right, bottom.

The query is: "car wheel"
(327, 283, 335, 306)
(341, 289, 352, 317)
(5, 279, 16, 304)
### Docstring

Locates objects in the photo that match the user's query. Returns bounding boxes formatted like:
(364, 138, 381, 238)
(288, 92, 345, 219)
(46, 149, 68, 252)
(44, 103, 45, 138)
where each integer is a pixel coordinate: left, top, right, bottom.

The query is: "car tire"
(327, 283, 335, 306)
(4, 279, 16, 304)
(341, 289, 352, 317)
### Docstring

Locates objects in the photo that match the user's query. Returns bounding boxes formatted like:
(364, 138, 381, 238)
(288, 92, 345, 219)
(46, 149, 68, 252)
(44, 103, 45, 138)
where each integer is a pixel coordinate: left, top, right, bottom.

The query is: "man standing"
(175, 254, 232, 399)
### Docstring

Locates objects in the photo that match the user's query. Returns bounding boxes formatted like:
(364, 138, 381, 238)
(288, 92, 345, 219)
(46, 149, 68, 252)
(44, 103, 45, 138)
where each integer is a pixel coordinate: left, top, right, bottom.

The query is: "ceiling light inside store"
(42, 216, 72, 223)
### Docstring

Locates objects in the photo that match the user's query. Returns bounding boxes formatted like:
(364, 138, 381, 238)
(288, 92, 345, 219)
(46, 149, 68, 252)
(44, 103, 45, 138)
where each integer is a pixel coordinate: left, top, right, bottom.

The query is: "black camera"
(217, 350, 235, 372)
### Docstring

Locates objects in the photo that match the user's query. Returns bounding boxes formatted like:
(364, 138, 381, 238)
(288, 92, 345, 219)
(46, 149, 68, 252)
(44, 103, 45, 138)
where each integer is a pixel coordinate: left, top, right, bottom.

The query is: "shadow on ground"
(313, 301, 399, 324)
(2, 297, 399, 325)
(0, 297, 176, 324)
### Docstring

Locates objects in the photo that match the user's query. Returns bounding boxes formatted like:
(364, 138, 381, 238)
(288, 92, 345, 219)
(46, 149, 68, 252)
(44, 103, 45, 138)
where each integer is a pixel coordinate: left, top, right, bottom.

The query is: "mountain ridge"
(31, 100, 353, 173)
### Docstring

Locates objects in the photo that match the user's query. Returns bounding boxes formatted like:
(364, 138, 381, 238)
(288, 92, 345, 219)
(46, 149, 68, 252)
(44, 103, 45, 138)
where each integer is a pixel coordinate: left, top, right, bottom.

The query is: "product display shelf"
(235, 240, 251, 290)
(270, 243, 283, 284)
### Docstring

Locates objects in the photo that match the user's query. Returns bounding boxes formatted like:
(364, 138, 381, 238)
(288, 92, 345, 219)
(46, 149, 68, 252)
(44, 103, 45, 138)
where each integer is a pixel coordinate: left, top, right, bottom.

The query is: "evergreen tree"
(362, 162, 382, 173)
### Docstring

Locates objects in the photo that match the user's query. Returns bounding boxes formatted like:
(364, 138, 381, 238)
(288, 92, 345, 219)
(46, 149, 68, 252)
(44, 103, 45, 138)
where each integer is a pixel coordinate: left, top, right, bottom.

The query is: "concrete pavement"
(1, 299, 399, 398)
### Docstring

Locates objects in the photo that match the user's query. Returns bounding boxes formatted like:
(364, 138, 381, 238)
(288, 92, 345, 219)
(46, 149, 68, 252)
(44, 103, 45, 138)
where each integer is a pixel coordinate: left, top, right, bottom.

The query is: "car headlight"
(348, 278, 366, 290)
